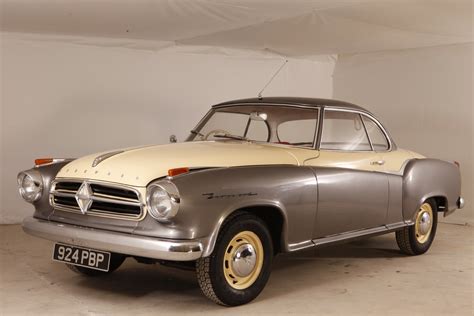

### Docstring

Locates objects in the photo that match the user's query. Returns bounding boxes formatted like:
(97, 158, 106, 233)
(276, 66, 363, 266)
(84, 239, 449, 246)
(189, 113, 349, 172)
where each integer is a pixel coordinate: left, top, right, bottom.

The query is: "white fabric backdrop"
(2, 0, 471, 56)
(334, 43, 473, 224)
(0, 32, 335, 223)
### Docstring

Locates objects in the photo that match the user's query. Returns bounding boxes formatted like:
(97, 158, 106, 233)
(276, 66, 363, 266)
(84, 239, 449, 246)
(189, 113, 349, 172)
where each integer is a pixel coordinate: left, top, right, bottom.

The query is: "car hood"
(56, 141, 309, 187)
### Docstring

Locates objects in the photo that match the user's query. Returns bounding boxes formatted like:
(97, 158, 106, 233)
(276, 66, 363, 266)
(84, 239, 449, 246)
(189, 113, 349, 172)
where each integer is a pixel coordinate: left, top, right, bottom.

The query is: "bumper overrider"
(457, 197, 465, 209)
(22, 217, 203, 261)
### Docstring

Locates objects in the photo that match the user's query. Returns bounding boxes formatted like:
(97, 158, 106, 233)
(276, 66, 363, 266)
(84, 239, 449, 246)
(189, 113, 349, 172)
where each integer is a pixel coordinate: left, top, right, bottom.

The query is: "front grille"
(89, 183, 138, 200)
(50, 179, 144, 220)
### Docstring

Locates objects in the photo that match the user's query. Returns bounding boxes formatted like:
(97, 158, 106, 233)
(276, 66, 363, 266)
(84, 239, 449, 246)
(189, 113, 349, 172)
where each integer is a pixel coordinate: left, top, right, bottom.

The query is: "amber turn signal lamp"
(168, 167, 190, 177)
(35, 158, 54, 166)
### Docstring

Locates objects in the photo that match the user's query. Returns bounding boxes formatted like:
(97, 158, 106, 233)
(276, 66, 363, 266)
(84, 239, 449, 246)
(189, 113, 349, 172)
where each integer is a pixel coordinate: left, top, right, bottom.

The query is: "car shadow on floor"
(66, 233, 406, 309)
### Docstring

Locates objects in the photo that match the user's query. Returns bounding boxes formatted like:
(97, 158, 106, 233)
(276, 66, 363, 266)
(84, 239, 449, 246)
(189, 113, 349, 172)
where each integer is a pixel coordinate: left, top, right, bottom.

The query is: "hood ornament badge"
(75, 181, 93, 214)
(92, 150, 124, 167)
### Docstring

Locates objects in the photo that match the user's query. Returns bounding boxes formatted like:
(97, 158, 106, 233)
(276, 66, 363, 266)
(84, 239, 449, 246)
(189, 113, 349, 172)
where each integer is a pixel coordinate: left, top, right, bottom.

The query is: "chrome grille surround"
(50, 178, 145, 221)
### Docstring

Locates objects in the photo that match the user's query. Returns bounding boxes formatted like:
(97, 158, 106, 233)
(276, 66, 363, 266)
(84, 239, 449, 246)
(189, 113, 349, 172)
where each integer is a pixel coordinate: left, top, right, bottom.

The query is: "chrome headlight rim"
(146, 180, 180, 222)
(17, 170, 44, 203)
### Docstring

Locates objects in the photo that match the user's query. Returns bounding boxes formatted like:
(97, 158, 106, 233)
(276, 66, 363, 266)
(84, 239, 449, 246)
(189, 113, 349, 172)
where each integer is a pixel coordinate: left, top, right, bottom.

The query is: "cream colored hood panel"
(56, 141, 309, 187)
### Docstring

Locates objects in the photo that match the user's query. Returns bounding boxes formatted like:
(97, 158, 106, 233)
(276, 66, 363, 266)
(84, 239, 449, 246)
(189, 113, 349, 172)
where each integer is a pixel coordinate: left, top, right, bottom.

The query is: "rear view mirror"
(250, 111, 268, 121)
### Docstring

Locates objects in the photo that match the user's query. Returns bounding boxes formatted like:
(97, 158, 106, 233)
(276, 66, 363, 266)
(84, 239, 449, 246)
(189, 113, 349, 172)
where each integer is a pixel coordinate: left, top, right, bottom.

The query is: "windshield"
(189, 105, 319, 148)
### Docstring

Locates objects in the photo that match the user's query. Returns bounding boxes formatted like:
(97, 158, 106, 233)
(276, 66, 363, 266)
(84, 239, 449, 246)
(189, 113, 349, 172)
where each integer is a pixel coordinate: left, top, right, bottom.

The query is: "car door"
(305, 109, 389, 238)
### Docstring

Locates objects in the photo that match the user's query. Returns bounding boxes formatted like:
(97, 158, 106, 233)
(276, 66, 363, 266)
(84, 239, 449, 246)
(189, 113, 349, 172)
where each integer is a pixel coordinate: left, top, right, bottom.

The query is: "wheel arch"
(431, 196, 447, 212)
(402, 158, 461, 221)
(409, 193, 446, 220)
(201, 203, 288, 257)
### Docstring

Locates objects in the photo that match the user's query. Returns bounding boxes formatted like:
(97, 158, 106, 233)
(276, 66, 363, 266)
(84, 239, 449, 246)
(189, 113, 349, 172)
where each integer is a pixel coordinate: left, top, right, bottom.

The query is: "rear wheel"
(396, 199, 438, 255)
(196, 213, 273, 306)
(66, 253, 126, 276)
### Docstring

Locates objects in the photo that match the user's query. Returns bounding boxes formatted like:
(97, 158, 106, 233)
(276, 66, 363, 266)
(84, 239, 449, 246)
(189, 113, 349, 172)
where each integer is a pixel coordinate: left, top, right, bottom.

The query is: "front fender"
(402, 158, 461, 221)
(133, 165, 318, 256)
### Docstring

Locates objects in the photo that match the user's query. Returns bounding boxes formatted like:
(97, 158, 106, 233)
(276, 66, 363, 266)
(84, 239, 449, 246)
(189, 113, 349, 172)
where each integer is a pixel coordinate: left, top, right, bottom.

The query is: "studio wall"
(334, 43, 473, 224)
(0, 32, 335, 223)
(2, 32, 471, 225)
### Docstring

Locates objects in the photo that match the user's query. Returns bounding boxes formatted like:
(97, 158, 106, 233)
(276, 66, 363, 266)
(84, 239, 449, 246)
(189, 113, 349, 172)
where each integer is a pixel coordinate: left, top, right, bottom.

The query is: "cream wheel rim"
(415, 203, 434, 244)
(223, 231, 264, 290)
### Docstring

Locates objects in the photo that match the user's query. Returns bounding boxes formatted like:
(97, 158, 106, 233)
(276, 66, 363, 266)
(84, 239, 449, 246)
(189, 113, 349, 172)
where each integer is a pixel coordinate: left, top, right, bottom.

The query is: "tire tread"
(196, 257, 225, 305)
(395, 227, 416, 255)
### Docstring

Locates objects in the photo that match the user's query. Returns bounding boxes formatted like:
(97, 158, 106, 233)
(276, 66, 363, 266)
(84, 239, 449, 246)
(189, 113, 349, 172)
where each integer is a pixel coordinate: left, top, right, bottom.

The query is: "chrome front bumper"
(22, 217, 203, 261)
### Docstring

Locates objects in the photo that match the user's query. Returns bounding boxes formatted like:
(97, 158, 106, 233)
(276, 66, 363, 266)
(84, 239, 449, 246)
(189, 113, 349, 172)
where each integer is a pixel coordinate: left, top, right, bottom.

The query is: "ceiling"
(1, 0, 473, 56)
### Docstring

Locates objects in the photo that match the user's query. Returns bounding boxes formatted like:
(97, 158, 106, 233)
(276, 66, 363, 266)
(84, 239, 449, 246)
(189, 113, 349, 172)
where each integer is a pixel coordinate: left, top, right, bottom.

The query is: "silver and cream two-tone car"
(18, 97, 464, 306)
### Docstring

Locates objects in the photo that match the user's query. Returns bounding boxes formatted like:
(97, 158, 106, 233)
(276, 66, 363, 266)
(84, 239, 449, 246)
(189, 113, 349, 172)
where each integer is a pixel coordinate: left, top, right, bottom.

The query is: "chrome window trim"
(359, 113, 391, 152)
(359, 113, 374, 151)
(319, 107, 393, 152)
(50, 178, 146, 221)
(212, 102, 320, 110)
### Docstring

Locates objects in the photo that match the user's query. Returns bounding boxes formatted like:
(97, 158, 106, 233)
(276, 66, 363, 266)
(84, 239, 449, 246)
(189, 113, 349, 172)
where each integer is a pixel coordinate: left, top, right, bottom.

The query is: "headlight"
(146, 180, 180, 221)
(17, 171, 43, 203)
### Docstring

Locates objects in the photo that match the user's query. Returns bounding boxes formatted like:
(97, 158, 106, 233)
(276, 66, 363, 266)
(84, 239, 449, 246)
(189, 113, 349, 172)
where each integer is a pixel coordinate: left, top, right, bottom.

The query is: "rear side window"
(320, 110, 371, 151)
(362, 116, 389, 151)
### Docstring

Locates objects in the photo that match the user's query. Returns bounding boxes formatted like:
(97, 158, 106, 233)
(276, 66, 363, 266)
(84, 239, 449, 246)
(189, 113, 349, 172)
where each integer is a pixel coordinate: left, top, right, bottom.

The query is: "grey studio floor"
(0, 222, 472, 316)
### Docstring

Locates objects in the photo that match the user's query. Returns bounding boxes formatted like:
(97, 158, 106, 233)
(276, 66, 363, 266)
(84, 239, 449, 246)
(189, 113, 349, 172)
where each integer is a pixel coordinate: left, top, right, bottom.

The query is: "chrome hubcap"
(418, 211, 432, 235)
(231, 243, 257, 277)
(223, 231, 264, 290)
(415, 203, 434, 243)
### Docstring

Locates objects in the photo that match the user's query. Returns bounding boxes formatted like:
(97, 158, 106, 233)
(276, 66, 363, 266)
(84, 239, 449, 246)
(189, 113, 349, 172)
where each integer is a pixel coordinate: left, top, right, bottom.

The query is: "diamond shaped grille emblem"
(75, 182, 93, 214)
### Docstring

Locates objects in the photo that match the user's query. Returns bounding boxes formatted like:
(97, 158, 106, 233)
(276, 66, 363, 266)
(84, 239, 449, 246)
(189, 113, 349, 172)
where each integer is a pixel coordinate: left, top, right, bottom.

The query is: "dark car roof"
(213, 97, 368, 113)
(211, 96, 397, 150)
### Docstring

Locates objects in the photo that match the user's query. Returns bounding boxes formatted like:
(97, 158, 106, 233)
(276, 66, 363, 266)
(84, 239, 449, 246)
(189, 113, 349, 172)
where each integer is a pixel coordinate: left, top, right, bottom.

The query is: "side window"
(321, 111, 371, 151)
(362, 116, 389, 151)
(277, 112, 318, 147)
(278, 119, 317, 147)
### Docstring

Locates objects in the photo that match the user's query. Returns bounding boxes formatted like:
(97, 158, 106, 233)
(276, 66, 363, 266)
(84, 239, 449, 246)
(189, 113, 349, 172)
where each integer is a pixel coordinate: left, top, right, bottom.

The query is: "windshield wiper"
(214, 133, 249, 141)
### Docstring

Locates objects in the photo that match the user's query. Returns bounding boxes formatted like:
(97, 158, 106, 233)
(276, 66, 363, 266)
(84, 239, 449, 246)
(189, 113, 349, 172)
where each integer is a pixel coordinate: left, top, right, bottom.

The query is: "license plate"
(52, 243, 111, 272)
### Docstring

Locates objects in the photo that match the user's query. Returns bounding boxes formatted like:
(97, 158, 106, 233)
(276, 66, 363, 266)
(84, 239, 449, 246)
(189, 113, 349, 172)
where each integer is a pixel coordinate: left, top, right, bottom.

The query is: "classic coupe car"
(18, 97, 464, 306)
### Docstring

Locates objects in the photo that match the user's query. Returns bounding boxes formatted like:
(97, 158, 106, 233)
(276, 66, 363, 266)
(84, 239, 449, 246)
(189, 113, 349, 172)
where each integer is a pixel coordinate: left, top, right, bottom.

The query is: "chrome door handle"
(371, 160, 385, 166)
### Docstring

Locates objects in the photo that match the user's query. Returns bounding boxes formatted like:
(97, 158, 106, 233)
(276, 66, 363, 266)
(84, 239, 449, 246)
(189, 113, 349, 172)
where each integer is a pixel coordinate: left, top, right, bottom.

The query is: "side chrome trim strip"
(312, 222, 411, 247)
(287, 221, 412, 252)
(288, 240, 315, 252)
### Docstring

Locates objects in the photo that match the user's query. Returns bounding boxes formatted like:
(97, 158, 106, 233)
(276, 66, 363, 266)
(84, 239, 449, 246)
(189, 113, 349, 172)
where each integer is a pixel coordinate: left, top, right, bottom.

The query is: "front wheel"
(196, 213, 273, 306)
(396, 199, 438, 255)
